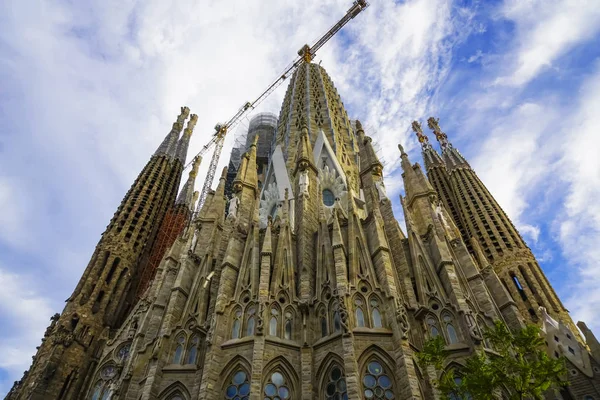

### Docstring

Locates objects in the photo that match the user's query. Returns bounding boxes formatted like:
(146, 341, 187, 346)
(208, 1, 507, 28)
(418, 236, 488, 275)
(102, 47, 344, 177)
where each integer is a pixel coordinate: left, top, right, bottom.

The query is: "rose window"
(225, 370, 250, 399)
(325, 365, 348, 400)
(264, 371, 290, 399)
(362, 361, 394, 399)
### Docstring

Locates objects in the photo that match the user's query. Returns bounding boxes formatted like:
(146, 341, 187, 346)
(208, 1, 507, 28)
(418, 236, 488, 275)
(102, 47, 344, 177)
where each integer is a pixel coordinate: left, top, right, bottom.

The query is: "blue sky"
(1, 0, 600, 395)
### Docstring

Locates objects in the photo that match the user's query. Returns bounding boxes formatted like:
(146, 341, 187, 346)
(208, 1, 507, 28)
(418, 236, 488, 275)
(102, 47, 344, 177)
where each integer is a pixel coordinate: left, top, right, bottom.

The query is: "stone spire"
(412, 120, 444, 170)
(577, 321, 600, 363)
(356, 120, 383, 173)
(174, 113, 198, 163)
(294, 122, 316, 174)
(155, 106, 190, 156)
(427, 117, 470, 170)
(175, 156, 202, 207)
(233, 134, 259, 193)
(414, 120, 467, 242)
(398, 143, 436, 201)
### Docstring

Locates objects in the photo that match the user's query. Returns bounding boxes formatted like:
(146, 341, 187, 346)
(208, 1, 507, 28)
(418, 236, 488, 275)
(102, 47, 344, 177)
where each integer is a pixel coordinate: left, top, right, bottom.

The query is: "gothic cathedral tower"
(8, 62, 600, 400)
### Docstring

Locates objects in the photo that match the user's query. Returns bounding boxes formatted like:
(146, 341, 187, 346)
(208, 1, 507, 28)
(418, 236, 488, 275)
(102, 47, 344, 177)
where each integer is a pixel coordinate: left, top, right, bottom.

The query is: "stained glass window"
(117, 344, 130, 362)
(284, 312, 292, 340)
(355, 298, 365, 327)
(449, 377, 472, 400)
(323, 189, 335, 206)
(443, 313, 459, 344)
(333, 310, 341, 332)
(225, 370, 250, 399)
(246, 307, 256, 337)
(173, 335, 185, 364)
(426, 316, 441, 339)
(269, 307, 279, 336)
(321, 315, 328, 337)
(186, 336, 199, 364)
(232, 309, 242, 339)
(370, 299, 382, 328)
(264, 371, 291, 400)
(362, 361, 395, 399)
(325, 365, 348, 400)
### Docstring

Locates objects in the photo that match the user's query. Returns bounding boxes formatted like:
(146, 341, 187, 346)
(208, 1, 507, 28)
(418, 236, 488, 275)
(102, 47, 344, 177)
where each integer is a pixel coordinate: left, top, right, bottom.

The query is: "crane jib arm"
(187, 0, 369, 212)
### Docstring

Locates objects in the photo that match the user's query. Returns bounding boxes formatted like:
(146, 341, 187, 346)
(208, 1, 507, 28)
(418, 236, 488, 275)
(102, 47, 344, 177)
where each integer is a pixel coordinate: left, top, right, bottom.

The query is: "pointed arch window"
(449, 376, 472, 400)
(320, 308, 328, 338)
(362, 360, 395, 399)
(186, 336, 199, 364)
(284, 311, 293, 340)
(225, 370, 250, 399)
(232, 309, 242, 339)
(269, 307, 279, 337)
(370, 298, 383, 328)
(264, 371, 291, 400)
(333, 309, 341, 333)
(426, 315, 441, 339)
(442, 312, 459, 344)
(477, 317, 492, 349)
(246, 306, 256, 337)
(324, 364, 347, 400)
(172, 334, 185, 364)
(355, 298, 366, 327)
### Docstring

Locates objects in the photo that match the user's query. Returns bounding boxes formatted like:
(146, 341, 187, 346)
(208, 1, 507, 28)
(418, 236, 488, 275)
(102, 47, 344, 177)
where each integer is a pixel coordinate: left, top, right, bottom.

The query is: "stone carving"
(426, 117, 441, 133)
(333, 294, 350, 336)
(44, 313, 61, 338)
(299, 169, 309, 196)
(259, 182, 279, 228)
(188, 249, 201, 265)
(256, 303, 265, 336)
(411, 120, 424, 135)
(464, 311, 483, 342)
(375, 180, 387, 201)
(52, 325, 74, 347)
(434, 203, 452, 231)
(205, 314, 216, 344)
(395, 303, 410, 339)
(228, 195, 239, 218)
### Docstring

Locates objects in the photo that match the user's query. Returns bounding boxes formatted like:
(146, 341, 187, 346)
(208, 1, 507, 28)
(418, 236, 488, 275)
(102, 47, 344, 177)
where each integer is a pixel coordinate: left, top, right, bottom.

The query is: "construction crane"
(190, 0, 369, 213)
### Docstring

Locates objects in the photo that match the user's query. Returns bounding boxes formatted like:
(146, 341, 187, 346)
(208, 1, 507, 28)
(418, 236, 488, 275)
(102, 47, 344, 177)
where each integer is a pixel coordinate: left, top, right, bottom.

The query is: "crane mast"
(190, 0, 369, 213)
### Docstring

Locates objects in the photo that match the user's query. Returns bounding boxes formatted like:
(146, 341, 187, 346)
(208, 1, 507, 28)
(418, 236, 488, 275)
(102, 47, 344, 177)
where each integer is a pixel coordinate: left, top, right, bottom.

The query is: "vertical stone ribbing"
(11, 108, 191, 399)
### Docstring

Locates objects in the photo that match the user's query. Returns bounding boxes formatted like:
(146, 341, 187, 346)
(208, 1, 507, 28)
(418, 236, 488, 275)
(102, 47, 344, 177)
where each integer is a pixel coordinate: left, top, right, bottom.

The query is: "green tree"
(417, 321, 568, 400)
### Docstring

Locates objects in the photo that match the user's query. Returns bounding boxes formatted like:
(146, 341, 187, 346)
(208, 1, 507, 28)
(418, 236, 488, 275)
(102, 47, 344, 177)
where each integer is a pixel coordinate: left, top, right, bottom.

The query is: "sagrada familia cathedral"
(7, 61, 600, 399)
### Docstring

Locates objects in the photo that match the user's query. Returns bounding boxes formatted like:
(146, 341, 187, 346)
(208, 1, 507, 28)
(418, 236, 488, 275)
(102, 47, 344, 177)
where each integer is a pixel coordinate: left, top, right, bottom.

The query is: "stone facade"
(7, 63, 600, 400)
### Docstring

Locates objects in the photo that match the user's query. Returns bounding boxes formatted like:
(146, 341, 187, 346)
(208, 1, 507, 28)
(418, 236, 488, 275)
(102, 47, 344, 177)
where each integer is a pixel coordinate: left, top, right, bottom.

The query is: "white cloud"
(0, 268, 55, 388)
(495, 0, 600, 86)
(554, 66, 600, 329)
(1, 0, 599, 395)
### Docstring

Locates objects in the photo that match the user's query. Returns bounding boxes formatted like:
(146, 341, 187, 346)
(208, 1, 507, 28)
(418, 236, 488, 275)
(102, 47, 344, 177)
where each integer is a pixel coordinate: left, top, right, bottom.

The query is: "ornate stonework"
(9, 64, 600, 400)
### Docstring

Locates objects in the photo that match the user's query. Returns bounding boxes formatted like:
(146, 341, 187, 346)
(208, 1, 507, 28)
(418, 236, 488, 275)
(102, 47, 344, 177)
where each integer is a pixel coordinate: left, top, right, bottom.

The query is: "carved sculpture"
(228, 195, 239, 218)
(299, 169, 309, 196)
(395, 303, 410, 339)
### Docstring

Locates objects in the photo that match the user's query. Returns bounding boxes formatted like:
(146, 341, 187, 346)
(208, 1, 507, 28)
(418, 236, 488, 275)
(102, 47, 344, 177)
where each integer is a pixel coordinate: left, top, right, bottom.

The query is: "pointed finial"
(411, 121, 431, 149)
(178, 106, 191, 125)
(398, 143, 407, 155)
(252, 133, 259, 147)
(427, 117, 449, 148)
(190, 156, 202, 178)
(356, 120, 364, 132)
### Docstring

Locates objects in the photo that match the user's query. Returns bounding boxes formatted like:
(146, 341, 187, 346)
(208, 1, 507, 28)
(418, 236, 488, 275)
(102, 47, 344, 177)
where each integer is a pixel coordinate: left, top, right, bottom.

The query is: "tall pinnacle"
(175, 113, 198, 163)
(411, 121, 431, 149)
(427, 117, 470, 170)
(155, 106, 190, 156)
(176, 156, 202, 207)
(427, 117, 449, 149)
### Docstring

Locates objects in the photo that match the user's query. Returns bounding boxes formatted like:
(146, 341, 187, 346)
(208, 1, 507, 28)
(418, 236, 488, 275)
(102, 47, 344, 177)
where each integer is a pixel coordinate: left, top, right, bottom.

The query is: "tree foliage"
(417, 321, 568, 400)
